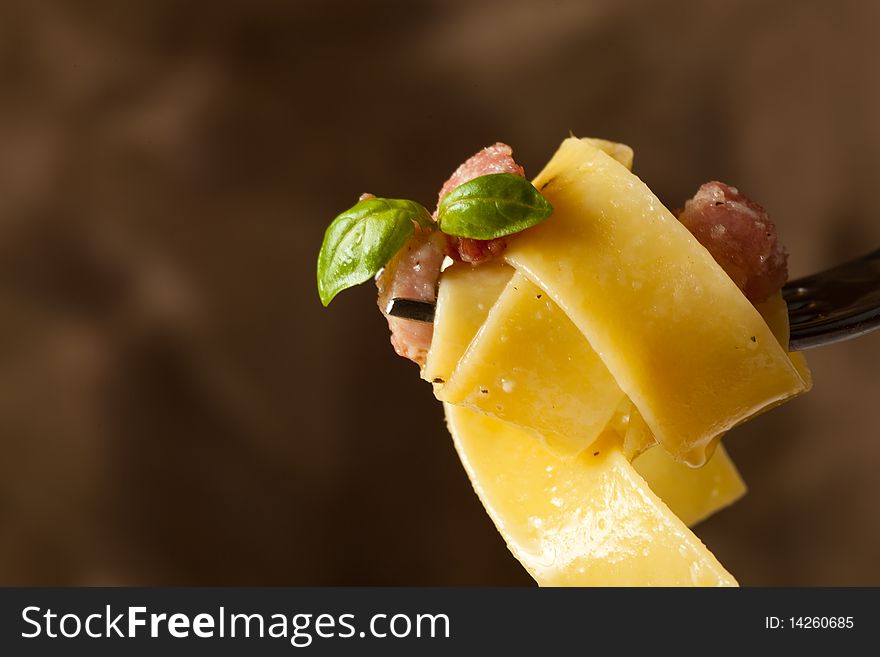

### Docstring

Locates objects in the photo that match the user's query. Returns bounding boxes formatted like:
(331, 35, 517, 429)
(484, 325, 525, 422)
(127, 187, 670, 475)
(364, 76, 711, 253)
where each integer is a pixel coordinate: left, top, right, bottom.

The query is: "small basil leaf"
(317, 198, 433, 306)
(437, 173, 553, 240)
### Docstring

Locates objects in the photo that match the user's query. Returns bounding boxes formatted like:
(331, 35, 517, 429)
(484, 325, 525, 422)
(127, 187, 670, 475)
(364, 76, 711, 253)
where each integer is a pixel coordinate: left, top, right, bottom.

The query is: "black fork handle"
(784, 248, 880, 351)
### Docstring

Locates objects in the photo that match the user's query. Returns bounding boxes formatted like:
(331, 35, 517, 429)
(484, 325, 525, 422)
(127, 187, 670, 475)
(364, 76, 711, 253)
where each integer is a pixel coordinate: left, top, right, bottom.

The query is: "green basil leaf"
(317, 197, 433, 306)
(437, 173, 553, 240)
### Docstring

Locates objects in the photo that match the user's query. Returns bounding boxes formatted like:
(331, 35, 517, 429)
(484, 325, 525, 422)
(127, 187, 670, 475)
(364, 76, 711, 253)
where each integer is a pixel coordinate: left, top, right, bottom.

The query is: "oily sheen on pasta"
(428, 138, 810, 586)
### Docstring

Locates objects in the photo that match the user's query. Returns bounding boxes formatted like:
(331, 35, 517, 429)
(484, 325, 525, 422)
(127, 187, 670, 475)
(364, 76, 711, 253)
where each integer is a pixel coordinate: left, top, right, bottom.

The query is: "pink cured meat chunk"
(446, 233, 507, 264)
(436, 142, 526, 205)
(375, 228, 447, 365)
(377, 142, 525, 364)
(438, 142, 525, 265)
(677, 181, 788, 302)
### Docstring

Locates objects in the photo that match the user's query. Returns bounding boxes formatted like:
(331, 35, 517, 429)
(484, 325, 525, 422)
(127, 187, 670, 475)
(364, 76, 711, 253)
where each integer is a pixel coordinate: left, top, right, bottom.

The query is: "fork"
(388, 248, 880, 351)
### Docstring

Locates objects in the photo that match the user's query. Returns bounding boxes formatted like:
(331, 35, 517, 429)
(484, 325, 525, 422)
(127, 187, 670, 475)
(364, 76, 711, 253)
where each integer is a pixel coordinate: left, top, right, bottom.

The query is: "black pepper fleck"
(593, 451, 600, 457)
(540, 177, 557, 191)
(750, 336, 757, 342)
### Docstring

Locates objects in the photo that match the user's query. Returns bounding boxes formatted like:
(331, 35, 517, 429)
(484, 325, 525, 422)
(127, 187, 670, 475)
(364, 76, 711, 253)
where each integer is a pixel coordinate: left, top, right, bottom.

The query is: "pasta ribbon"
(429, 138, 810, 585)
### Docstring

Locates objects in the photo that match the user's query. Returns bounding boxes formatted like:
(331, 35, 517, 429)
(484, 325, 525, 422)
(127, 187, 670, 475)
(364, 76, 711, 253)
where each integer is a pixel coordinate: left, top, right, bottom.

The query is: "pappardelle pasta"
(317, 136, 811, 586)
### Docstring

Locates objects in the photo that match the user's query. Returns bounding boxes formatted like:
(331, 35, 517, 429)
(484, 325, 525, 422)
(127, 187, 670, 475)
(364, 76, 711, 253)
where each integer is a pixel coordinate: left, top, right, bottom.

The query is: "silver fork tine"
(390, 248, 880, 351)
(387, 298, 436, 323)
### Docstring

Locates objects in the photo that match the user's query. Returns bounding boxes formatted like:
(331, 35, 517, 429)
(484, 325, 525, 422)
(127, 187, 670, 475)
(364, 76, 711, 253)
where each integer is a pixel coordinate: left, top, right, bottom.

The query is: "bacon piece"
(446, 234, 508, 264)
(377, 143, 526, 365)
(376, 227, 447, 365)
(436, 142, 526, 206)
(437, 142, 525, 265)
(677, 181, 788, 303)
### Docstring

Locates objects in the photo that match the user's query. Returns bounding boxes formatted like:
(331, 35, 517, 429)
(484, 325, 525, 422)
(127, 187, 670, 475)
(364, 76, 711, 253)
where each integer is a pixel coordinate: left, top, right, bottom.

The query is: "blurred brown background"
(0, 0, 878, 585)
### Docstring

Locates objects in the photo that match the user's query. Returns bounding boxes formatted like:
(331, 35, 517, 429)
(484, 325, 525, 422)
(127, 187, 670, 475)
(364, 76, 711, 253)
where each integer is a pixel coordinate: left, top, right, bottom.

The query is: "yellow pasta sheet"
(423, 262, 512, 387)
(754, 293, 812, 388)
(632, 443, 745, 527)
(505, 137, 809, 465)
(426, 137, 813, 584)
(444, 403, 737, 586)
(432, 273, 747, 529)
(438, 271, 626, 456)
